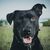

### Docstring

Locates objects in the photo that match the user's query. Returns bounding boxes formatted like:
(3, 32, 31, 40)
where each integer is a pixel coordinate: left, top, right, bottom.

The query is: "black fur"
(7, 3, 46, 50)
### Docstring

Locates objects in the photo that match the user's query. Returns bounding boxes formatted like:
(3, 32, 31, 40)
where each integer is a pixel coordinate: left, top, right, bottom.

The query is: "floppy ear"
(42, 4, 46, 8)
(32, 3, 46, 10)
(32, 3, 46, 17)
(7, 12, 15, 25)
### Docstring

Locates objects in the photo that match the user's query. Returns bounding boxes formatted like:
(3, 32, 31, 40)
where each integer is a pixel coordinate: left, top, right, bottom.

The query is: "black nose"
(23, 29, 31, 35)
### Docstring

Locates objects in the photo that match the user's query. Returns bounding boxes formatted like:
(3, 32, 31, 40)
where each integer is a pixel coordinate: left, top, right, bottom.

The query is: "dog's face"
(14, 14, 39, 44)
(7, 3, 46, 45)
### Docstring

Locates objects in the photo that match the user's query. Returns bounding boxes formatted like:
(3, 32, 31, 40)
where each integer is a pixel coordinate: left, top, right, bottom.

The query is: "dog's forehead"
(14, 11, 39, 23)
(23, 13, 38, 19)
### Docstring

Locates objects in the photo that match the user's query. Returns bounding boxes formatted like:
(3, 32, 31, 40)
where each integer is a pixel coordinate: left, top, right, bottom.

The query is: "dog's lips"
(23, 36, 32, 44)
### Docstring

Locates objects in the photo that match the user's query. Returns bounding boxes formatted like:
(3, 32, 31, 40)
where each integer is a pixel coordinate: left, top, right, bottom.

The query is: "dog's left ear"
(32, 4, 46, 17)
(32, 3, 46, 10)
(42, 4, 46, 8)
(7, 12, 15, 25)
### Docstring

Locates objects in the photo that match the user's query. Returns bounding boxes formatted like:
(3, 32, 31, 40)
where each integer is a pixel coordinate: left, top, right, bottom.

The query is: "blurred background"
(0, 0, 50, 50)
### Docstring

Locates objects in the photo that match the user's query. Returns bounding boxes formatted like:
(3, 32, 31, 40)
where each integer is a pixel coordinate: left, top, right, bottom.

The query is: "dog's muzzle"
(22, 29, 33, 44)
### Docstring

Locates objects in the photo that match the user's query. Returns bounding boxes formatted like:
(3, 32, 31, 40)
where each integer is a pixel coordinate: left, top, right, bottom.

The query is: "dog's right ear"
(7, 12, 15, 25)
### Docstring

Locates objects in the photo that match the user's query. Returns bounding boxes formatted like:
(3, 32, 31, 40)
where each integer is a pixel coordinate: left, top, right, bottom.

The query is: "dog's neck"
(27, 44, 32, 50)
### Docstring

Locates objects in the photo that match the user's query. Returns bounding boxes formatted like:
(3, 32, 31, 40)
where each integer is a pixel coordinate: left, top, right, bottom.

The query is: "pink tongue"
(23, 37, 32, 44)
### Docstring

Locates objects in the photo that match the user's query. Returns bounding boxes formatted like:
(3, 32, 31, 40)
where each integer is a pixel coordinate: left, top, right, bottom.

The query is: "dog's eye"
(31, 18, 35, 21)
(31, 18, 35, 22)
(31, 16, 36, 21)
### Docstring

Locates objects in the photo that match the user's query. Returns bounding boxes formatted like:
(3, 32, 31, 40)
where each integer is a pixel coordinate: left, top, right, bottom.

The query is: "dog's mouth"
(23, 35, 33, 44)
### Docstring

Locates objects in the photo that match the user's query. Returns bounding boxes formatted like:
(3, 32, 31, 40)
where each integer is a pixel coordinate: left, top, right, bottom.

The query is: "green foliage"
(0, 20, 8, 26)
(0, 20, 3, 26)
(42, 19, 50, 26)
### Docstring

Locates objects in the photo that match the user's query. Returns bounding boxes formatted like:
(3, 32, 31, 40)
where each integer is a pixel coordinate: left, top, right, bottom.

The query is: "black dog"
(7, 3, 46, 50)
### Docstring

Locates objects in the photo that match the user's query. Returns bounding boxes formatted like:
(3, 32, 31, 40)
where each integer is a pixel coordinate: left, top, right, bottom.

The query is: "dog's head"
(7, 13, 39, 45)
(6, 3, 46, 45)
(32, 3, 46, 17)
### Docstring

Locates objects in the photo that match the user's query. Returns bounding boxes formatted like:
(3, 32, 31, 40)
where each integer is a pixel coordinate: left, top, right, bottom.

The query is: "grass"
(38, 26, 50, 50)
(0, 26, 50, 50)
(0, 26, 13, 50)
